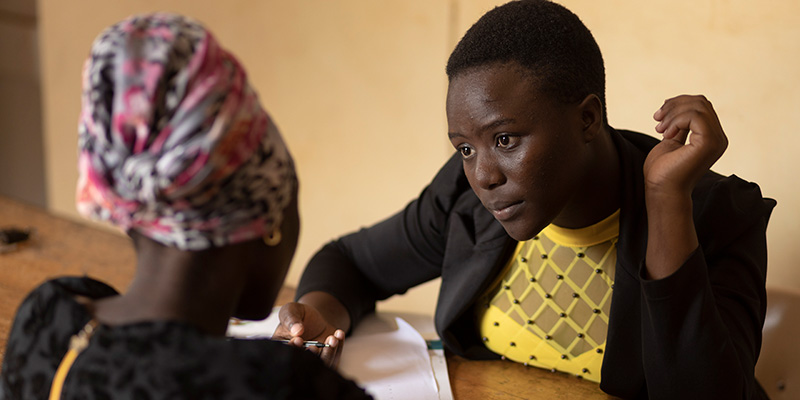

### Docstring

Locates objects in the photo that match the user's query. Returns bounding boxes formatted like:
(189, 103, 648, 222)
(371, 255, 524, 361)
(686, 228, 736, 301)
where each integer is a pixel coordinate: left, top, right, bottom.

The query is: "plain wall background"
(30, 0, 800, 314)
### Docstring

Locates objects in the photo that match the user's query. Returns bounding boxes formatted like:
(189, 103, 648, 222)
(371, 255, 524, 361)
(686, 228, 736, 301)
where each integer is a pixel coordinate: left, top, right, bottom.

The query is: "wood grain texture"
(447, 354, 617, 399)
(0, 196, 135, 359)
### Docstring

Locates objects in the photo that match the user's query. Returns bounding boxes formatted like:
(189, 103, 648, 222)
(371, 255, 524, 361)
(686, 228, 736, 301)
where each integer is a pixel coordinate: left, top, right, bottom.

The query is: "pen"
(277, 339, 331, 348)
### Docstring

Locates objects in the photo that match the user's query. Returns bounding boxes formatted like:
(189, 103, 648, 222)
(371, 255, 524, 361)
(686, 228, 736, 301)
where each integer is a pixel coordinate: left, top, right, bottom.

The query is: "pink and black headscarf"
(77, 13, 296, 250)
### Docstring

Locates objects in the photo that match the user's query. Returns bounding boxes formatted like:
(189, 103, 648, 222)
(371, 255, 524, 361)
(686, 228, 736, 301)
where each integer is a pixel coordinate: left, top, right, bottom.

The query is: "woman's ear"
(578, 94, 604, 143)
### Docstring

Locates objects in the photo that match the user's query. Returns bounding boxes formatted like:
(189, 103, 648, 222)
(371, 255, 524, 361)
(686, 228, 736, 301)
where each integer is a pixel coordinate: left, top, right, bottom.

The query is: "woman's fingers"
(274, 302, 306, 339)
(645, 94, 729, 195)
(653, 95, 727, 156)
(317, 329, 346, 368)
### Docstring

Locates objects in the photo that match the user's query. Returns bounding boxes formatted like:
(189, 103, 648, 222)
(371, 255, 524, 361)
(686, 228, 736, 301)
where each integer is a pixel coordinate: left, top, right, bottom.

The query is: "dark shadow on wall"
(0, 1, 46, 207)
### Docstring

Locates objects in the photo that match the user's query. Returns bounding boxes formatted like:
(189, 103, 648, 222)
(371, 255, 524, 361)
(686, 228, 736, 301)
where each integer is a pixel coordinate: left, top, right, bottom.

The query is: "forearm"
(640, 250, 750, 399)
(296, 240, 381, 331)
(644, 190, 698, 280)
(637, 186, 771, 398)
(297, 291, 352, 333)
(640, 96, 767, 397)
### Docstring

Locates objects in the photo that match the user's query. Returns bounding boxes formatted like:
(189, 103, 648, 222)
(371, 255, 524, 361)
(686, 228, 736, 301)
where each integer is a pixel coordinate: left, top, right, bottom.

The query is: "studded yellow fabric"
(475, 210, 619, 383)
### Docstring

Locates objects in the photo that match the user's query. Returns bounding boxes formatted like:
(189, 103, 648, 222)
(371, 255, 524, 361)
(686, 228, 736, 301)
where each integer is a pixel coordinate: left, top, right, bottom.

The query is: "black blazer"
(298, 129, 775, 399)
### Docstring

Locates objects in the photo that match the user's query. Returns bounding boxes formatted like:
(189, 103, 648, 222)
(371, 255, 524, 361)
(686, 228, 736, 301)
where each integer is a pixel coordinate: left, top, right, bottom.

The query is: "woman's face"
(446, 62, 592, 240)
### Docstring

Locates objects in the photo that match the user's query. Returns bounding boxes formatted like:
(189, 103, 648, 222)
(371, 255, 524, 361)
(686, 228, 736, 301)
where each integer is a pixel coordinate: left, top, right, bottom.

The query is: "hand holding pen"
(273, 301, 346, 368)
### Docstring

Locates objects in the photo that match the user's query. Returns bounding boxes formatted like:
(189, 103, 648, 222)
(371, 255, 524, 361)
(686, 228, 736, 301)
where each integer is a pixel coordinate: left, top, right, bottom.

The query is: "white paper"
(226, 313, 280, 339)
(226, 310, 447, 400)
(338, 314, 439, 400)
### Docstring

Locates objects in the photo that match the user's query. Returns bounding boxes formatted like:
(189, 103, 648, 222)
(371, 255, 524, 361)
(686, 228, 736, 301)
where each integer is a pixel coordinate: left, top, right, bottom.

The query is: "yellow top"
(475, 210, 620, 382)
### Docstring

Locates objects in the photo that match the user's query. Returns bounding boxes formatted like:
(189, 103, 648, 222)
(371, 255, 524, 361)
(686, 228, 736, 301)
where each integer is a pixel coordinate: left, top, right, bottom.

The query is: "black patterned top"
(0, 277, 372, 400)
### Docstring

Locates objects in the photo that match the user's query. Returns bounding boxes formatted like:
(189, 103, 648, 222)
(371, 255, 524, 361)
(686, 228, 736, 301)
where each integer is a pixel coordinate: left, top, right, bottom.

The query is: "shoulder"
(10, 277, 117, 327)
(693, 172, 774, 216)
(8, 276, 116, 332)
(1, 277, 115, 398)
(692, 172, 776, 254)
(613, 127, 776, 230)
(29, 276, 118, 301)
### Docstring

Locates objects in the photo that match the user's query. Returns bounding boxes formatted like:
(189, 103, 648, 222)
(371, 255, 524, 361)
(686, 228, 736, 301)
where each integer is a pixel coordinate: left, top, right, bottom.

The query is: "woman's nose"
(471, 153, 505, 190)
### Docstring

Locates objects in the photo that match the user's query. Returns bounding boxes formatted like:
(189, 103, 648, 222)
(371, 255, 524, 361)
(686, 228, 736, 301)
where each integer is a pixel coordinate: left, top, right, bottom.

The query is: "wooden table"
(0, 195, 616, 399)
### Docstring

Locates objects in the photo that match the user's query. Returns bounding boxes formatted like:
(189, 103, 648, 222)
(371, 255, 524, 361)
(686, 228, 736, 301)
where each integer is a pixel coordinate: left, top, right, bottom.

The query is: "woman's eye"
(459, 146, 473, 158)
(496, 135, 512, 147)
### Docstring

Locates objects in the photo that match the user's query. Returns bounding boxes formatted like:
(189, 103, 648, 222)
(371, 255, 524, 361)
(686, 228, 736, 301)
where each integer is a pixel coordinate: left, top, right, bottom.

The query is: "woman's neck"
(92, 240, 246, 337)
(552, 128, 622, 229)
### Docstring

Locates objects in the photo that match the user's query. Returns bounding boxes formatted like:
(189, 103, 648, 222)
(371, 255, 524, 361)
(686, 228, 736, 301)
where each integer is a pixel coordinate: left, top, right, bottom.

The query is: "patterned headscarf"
(77, 13, 296, 251)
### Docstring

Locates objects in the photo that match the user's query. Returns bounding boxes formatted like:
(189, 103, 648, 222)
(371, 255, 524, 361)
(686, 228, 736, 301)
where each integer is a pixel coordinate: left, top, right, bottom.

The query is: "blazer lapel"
(437, 191, 515, 357)
(600, 129, 649, 397)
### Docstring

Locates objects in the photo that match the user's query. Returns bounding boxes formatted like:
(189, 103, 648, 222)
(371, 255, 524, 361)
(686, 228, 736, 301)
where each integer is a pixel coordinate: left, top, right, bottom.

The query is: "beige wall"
(37, 0, 800, 314)
(560, 0, 800, 292)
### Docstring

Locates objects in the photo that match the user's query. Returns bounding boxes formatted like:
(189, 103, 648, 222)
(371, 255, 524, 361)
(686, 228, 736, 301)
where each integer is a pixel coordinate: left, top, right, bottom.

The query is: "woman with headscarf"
(0, 13, 371, 400)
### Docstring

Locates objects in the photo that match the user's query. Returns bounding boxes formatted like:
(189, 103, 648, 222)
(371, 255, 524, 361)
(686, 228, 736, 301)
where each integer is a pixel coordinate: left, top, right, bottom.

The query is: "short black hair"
(446, 0, 607, 124)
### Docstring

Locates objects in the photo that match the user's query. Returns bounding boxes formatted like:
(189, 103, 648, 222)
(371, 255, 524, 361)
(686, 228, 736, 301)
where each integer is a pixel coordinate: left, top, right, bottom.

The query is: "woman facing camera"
(0, 13, 370, 400)
(277, 1, 774, 399)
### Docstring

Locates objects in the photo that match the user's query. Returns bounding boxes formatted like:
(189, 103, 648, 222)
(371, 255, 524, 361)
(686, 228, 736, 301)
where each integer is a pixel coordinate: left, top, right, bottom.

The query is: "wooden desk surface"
(0, 195, 615, 399)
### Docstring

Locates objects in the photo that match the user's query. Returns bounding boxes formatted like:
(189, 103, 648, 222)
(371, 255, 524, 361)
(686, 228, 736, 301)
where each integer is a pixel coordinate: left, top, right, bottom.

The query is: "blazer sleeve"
(638, 174, 776, 399)
(296, 153, 471, 329)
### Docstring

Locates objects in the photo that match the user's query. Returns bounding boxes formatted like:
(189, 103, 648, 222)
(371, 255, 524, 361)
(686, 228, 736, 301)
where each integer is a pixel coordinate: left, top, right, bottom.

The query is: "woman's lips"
(489, 201, 523, 221)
